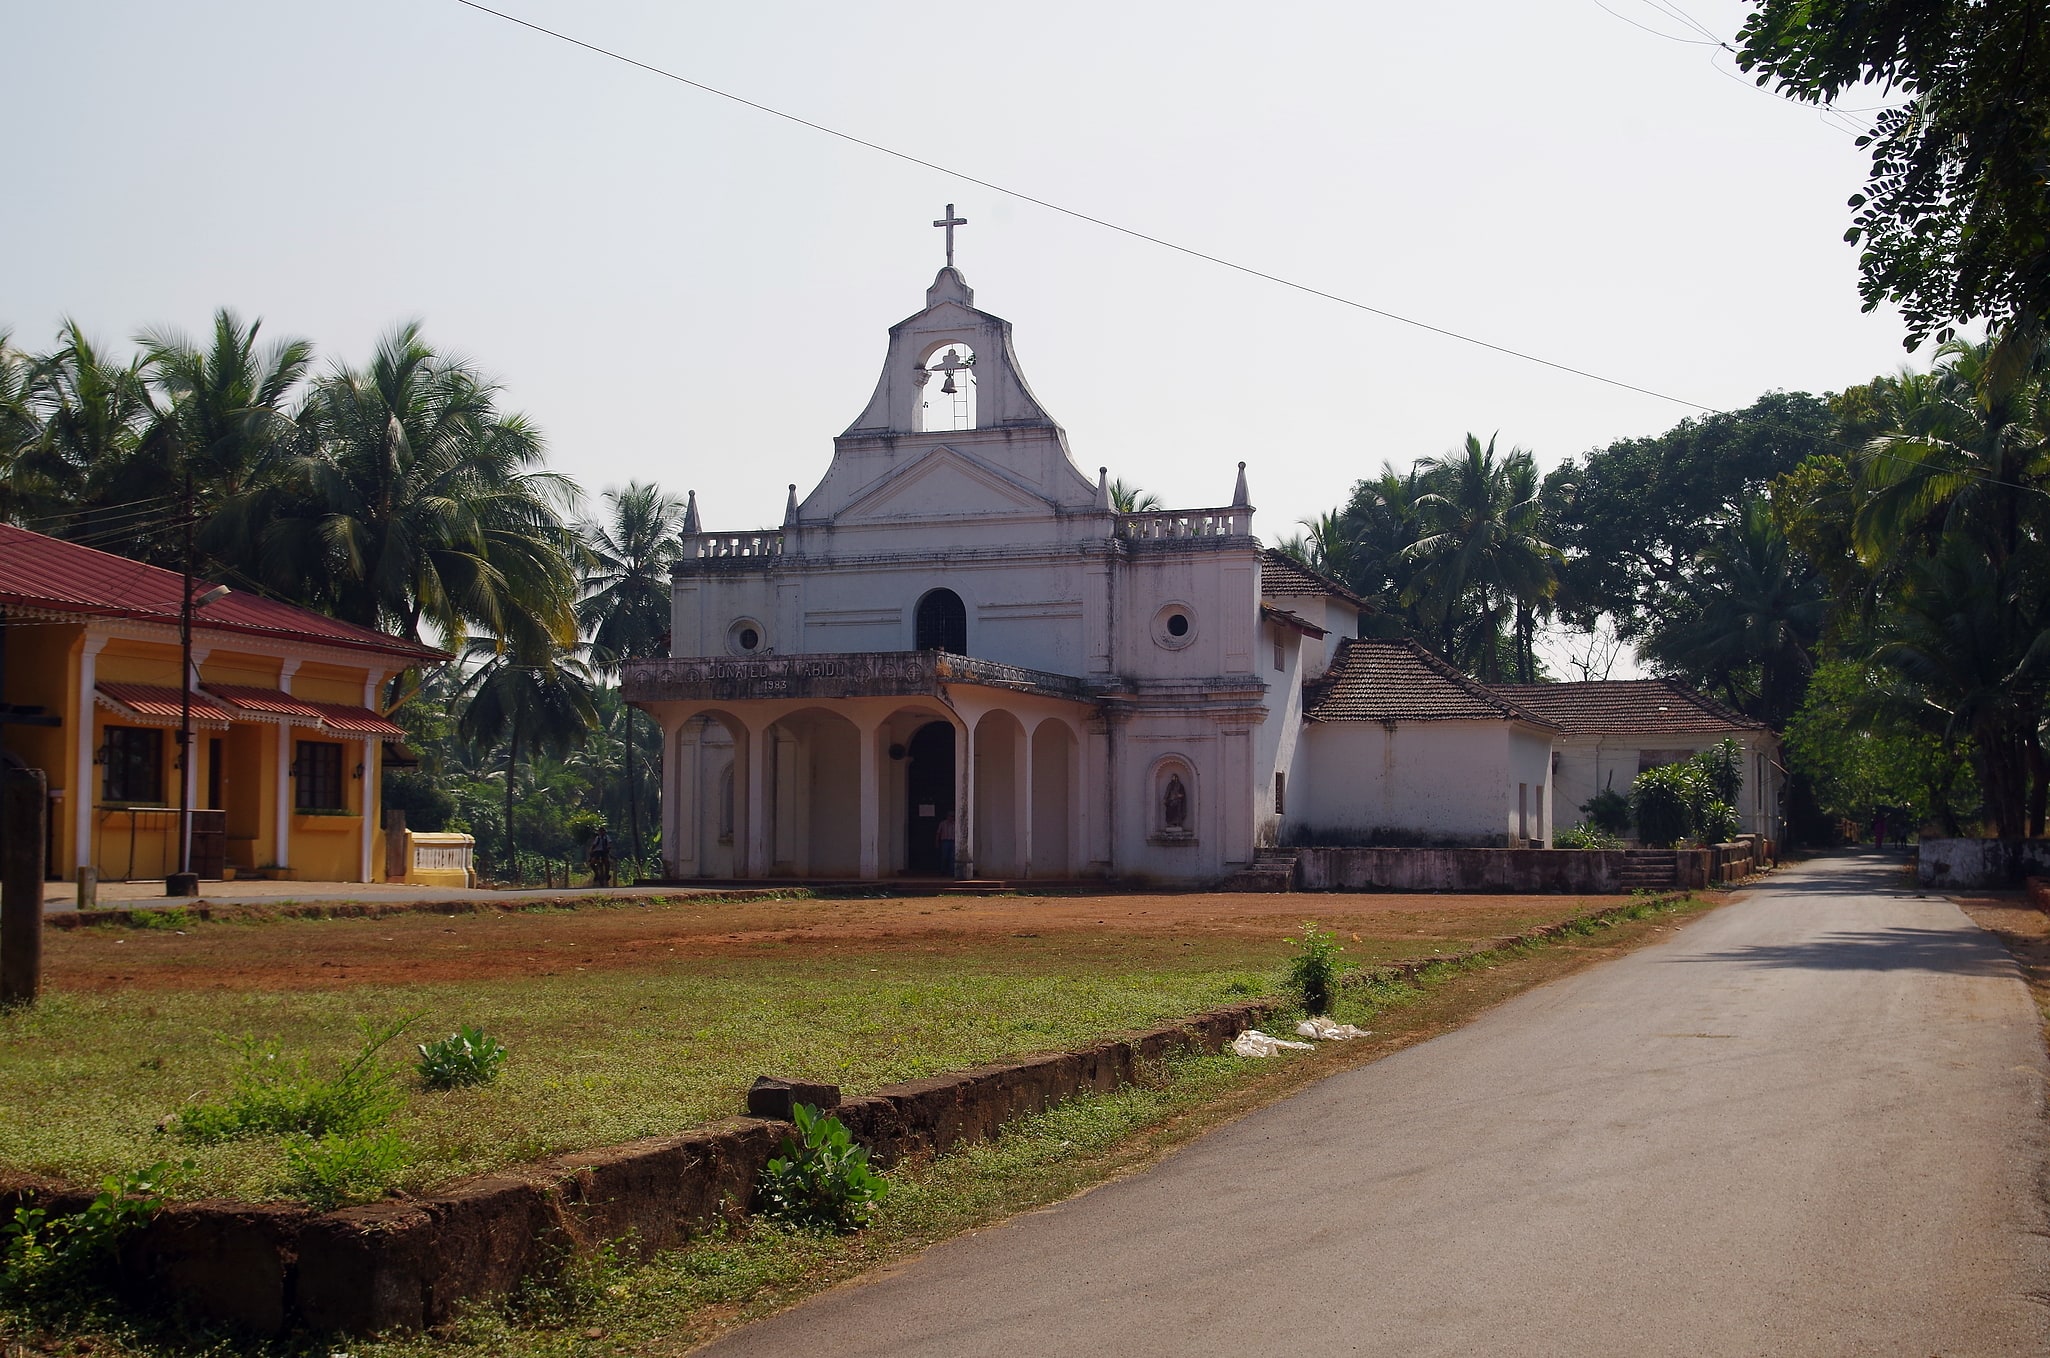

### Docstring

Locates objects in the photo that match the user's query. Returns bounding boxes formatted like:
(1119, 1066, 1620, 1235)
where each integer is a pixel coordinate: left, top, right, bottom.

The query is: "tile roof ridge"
(1394, 638, 1558, 727)
(1258, 546, 1370, 610)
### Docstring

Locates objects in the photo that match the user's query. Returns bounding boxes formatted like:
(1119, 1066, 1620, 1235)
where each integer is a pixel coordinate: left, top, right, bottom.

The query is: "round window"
(727, 619, 766, 655)
(1152, 602, 1197, 650)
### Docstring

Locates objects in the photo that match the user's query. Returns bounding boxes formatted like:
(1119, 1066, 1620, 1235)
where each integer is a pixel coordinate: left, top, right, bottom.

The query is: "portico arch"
(973, 709, 1026, 878)
(1029, 718, 1078, 877)
(762, 707, 864, 877)
(671, 709, 750, 879)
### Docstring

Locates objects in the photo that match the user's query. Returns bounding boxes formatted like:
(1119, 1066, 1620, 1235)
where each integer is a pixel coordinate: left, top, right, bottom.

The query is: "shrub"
(416, 1025, 508, 1090)
(757, 1104, 889, 1232)
(1580, 788, 1633, 837)
(1693, 738, 1743, 809)
(1285, 922, 1348, 1016)
(283, 1130, 410, 1210)
(1, 1161, 180, 1304)
(176, 1014, 415, 1142)
(128, 907, 192, 931)
(1553, 822, 1623, 850)
(1630, 763, 1698, 848)
(1696, 797, 1742, 846)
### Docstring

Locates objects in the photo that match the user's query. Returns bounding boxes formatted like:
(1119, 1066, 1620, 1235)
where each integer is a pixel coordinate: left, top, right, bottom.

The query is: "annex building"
(623, 251, 1583, 884)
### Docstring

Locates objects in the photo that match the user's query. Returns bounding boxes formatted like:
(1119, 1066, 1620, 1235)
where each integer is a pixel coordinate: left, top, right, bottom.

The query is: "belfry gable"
(840, 267, 1061, 438)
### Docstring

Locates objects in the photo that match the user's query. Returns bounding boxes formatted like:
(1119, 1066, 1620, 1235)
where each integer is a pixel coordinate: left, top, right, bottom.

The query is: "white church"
(619, 216, 1628, 885)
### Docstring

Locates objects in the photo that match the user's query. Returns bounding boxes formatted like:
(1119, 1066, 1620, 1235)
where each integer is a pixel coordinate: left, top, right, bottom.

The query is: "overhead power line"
(448, 0, 1716, 414)
(445, 2, 2046, 499)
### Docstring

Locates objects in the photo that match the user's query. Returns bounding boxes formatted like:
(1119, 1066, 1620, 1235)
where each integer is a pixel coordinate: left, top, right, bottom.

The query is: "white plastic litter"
(1231, 1028, 1314, 1058)
(1295, 1017, 1372, 1041)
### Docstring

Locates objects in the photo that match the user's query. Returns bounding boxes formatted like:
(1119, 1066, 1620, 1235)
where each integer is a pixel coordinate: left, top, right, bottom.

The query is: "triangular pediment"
(835, 445, 1054, 524)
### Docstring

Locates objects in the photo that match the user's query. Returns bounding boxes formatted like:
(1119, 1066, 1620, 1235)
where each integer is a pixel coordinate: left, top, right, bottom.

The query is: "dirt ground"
(42, 889, 1643, 993)
(1955, 892, 2050, 1022)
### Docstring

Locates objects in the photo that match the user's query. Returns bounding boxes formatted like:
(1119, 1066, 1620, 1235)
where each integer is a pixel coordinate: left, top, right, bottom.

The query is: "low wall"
(0, 1002, 1271, 1338)
(1916, 838, 2050, 889)
(1296, 846, 1757, 893)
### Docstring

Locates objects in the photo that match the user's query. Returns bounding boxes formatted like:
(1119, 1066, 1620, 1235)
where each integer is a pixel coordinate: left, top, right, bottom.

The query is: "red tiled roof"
(298, 701, 407, 738)
(95, 683, 235, 727)
(1304, 638, 1560, 728)
(1486, 679, 1768, 736)
(205, 685, 326, 725)
(1260, 604, 1328, 639)
(0, 524, 448, 664)
(1259, 548, 1370, 610)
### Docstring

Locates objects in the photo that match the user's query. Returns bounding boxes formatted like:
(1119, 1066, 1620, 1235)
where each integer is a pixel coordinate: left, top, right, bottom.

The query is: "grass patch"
(4, 892, 1674, 1207)
(0, 892, 1717, 1356)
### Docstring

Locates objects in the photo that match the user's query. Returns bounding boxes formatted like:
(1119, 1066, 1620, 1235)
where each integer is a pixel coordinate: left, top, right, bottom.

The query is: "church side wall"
(1252, 622, 1304, 848)
(1297, 720, 1515, 846)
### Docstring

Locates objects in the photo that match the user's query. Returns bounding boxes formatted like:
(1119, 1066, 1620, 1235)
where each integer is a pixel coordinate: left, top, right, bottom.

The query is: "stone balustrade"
(1113, 506, 1253, 540)
(690, 531, 785, 559)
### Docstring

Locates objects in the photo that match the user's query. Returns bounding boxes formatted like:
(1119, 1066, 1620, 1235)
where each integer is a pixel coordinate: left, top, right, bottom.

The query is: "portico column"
(857, 714, 881, 880)
(273, 661, 300, 871)
(954, 718, 975, 881)
(73, 634, 107, 878)
(1015, 717, 1034, 880)
(358, 673, 382, 883)
(745, 718, 771, 879)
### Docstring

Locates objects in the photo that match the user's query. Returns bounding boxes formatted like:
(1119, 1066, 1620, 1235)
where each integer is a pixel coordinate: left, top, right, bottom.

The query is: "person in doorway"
(935, 810, 957, 878)
(587, 824, 614, 888)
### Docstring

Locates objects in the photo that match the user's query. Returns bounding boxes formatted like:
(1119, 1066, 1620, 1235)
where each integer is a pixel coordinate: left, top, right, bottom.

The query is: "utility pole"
(169, 466, 198, 897)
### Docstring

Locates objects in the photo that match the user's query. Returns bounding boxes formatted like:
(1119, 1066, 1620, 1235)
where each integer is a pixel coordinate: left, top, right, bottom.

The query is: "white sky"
(5, 1, 1915, 555)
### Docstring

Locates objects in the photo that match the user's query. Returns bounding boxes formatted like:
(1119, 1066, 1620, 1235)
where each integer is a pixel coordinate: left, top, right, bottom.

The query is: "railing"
(1113, 507, 1252, 540)
(690, 532, 785, 558)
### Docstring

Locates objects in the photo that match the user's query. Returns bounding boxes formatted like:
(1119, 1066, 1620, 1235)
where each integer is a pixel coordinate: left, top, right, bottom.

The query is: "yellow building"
(0, 525, 449, 883)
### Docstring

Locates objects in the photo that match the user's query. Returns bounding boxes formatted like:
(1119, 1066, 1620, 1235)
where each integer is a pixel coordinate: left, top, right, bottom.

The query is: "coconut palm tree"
(578, 481, 689, 865)
(455, 638, 598, 879)
(1642, 497, 1824, 725)
(298, 322, 582, 651)
(1396, 433, 1560, 681)
(12, 322, 169, 558)
(1107, 478, 1161, 514)
(138, 309, 316, 593)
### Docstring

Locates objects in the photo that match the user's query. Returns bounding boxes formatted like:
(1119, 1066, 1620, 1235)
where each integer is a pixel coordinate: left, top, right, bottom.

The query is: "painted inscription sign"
(622, 653, 938, 702)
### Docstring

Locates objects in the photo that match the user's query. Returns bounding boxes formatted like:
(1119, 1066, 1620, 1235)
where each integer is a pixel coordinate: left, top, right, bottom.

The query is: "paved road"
(700, 854, 2050, 1357)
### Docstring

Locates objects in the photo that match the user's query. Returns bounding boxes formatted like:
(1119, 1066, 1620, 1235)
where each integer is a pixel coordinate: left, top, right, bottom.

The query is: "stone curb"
(1, 891, 1693, 1337)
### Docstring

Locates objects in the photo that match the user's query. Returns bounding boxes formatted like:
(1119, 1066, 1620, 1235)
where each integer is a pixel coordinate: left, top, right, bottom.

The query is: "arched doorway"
(903, 720, 955, 875)
(915, 589, 967, 654)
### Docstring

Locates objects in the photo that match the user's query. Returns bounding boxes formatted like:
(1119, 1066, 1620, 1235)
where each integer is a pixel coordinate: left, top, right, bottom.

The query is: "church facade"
(623, 260, 1556, 883)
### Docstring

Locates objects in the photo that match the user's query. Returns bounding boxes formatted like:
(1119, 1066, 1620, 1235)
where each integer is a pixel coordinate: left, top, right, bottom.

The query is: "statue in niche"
(1163, 774, 1188, 830)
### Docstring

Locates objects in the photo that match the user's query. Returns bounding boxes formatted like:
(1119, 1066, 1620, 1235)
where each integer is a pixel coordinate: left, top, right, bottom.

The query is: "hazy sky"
(6, 0, 1914, 547)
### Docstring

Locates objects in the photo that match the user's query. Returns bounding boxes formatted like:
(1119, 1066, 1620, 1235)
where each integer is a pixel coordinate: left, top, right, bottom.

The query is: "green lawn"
(0, 947, 1274, 1202)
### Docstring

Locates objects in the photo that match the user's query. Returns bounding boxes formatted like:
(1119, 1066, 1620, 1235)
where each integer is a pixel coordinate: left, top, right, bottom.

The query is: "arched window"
(915, 589, 968, 654)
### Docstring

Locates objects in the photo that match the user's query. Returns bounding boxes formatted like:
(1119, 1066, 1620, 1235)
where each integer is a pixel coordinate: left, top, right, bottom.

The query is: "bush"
(1630, 763, 1698, 849)
(416, 1025, 508, 1090)
(176, 1014, 414, 1142)
(1696, 798, 1742, 846)
(757, 1104, 889, 1232)
(1, 1161, 180, 1304)
(1580, 788, 1633, 837)
(283, 1130, 410, 1210)
(1285, 922, 1348, 1016)
(1553, 822, 1623, 850)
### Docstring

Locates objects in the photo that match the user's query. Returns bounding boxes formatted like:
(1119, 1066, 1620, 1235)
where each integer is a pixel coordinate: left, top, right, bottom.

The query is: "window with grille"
(295, 741, 344, 811)
(102, 726, 162, 804)
(1274, 771, 1287, 816)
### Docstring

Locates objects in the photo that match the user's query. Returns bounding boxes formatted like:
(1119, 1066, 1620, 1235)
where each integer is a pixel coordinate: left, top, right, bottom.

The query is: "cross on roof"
(932, 203, 967, 268)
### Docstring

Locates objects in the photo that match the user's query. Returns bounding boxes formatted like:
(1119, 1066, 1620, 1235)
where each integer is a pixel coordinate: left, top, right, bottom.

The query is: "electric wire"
(446, 0, 1718, 414)
(445, 1, 2039, 499)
